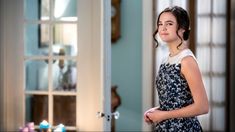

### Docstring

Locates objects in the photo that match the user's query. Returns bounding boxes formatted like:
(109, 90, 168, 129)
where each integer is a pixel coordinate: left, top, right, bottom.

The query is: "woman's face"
(158, 12, 184, 43)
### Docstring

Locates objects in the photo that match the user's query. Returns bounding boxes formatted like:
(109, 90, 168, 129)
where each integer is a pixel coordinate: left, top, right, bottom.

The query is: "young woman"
(144, 6, 209, 131)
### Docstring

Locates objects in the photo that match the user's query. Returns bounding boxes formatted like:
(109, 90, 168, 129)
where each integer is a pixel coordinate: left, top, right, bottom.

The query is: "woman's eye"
(158, 23, 163, 26)
(167, 23, 173, 26)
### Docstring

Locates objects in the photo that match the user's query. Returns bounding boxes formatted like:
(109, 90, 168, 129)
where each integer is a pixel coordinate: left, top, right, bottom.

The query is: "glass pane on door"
(52, 24, 77, 56)
(52, 59, 77, 91)
(40, 0, 50, 20)
(24, 0, 50, 21)
(53, 96, 76, 126)
(25, 24, 50, 56)
(54, 0, 77, 21)
(25, 95, 48, 124)
(25, 60, 49, 91)
(24, 0, 80, 129)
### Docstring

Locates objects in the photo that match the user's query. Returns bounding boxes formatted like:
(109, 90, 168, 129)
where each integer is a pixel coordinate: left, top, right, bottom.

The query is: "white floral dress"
(155, 49, 203, 132)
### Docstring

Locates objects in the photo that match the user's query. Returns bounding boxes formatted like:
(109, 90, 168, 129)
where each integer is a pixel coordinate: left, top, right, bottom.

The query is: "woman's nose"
(162, 25, 167, 31)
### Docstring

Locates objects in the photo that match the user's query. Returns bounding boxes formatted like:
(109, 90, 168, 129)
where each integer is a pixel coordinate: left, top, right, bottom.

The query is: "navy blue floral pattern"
(155, 59, 202, 131)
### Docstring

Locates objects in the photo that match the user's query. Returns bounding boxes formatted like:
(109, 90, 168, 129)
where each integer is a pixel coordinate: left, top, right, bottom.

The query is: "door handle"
(112, 111, 120, 119)
(97, 111, 120, 121)
(97, 111, 111, 121)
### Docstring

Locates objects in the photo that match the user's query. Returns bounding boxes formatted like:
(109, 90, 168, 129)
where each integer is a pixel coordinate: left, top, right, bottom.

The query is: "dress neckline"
(168, 48, 189, 58)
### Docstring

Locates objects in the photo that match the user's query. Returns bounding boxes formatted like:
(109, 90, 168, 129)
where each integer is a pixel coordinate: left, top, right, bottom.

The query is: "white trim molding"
(102, 0, 112, 130)
(0, 0, 24, 130)
(142, 0, 154, 131)
(0, 0, 6, 130)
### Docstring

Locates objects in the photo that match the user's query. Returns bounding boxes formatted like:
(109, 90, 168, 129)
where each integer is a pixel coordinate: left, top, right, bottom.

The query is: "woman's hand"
(144, 107, 159, 124)
(146, 109, 167, 123)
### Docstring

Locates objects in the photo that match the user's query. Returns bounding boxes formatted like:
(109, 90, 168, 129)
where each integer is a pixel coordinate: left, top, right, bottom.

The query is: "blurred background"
(0, 0, 235, 131)
(112, 0, 235, 131)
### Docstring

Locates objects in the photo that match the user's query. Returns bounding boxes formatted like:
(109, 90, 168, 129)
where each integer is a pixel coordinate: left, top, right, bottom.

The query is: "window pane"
(54, 0, 77, 21)
(53, 96, 76, 126)
(197, 0, 211, 14)
(157, 0, 171, 13)
(24, 0, 40, 20)
(25, 60, 48, 91)
(197, 17, 211, 44)
(213, 0, 226, 14)
(196, 47, 211, 73)
(39, 24, 50, 48)
(52, 59, 77, 91)
(40, 0, 50, 20)
(212, 47, 226, 73)
(202, 76, 211, 102)
(24, 0, 50, 21)
(172, 0, 187, 8)
(52, 24, 77, 56)
(155, 44, 169, 70)
(156, 0, 187, 14)
(212, 76, 225, 103)
(25, 24, 50, 56)
(198, 112, 210, 131)
(212, 17, 226, 45)
(197, 75, 210, 130)
(196, 0, 227, 131)
(25, 95, 48, 125)
(212, 106, 225, 131)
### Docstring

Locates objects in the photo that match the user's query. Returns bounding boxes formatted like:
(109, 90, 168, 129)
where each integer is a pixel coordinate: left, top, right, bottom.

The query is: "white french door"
(0, 0, 111, 131)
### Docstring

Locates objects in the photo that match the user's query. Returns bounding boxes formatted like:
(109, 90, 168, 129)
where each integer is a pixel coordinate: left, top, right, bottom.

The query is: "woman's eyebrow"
(165, 20, 174, 23)
(158, 20, 174, 23)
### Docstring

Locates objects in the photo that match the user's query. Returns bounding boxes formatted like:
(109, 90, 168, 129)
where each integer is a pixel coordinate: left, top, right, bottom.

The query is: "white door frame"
(0, 0, 24, 130)
(77, 0, 111, 131)
(142, 0, 154, 131)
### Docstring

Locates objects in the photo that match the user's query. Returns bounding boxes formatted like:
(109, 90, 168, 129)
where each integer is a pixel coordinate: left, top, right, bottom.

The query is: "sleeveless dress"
(155, 49, 203, 132)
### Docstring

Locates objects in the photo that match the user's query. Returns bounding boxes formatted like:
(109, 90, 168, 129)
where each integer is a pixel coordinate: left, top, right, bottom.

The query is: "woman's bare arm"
(147, 56, 209, 122)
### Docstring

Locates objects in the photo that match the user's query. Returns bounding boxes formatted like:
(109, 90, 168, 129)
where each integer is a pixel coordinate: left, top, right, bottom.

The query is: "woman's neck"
(168, 42, 188, 57)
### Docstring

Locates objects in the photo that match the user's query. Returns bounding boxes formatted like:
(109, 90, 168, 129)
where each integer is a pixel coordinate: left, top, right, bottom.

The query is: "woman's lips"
(160, 33, 169, 35)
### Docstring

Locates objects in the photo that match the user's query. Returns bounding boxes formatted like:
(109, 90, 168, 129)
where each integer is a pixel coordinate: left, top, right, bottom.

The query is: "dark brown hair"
(153, 6, 190, 48)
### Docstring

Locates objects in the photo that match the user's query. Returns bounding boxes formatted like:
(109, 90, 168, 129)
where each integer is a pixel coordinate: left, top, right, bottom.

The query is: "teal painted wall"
(112, 0, 142, 131)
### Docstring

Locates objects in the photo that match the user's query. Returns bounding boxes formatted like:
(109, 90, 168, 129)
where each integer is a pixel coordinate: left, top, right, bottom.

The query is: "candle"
(54, 124, 66, 132)
(19, 122, 34, 132)
(39, 120, 51, 132)
(27, 122, 34, 132)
